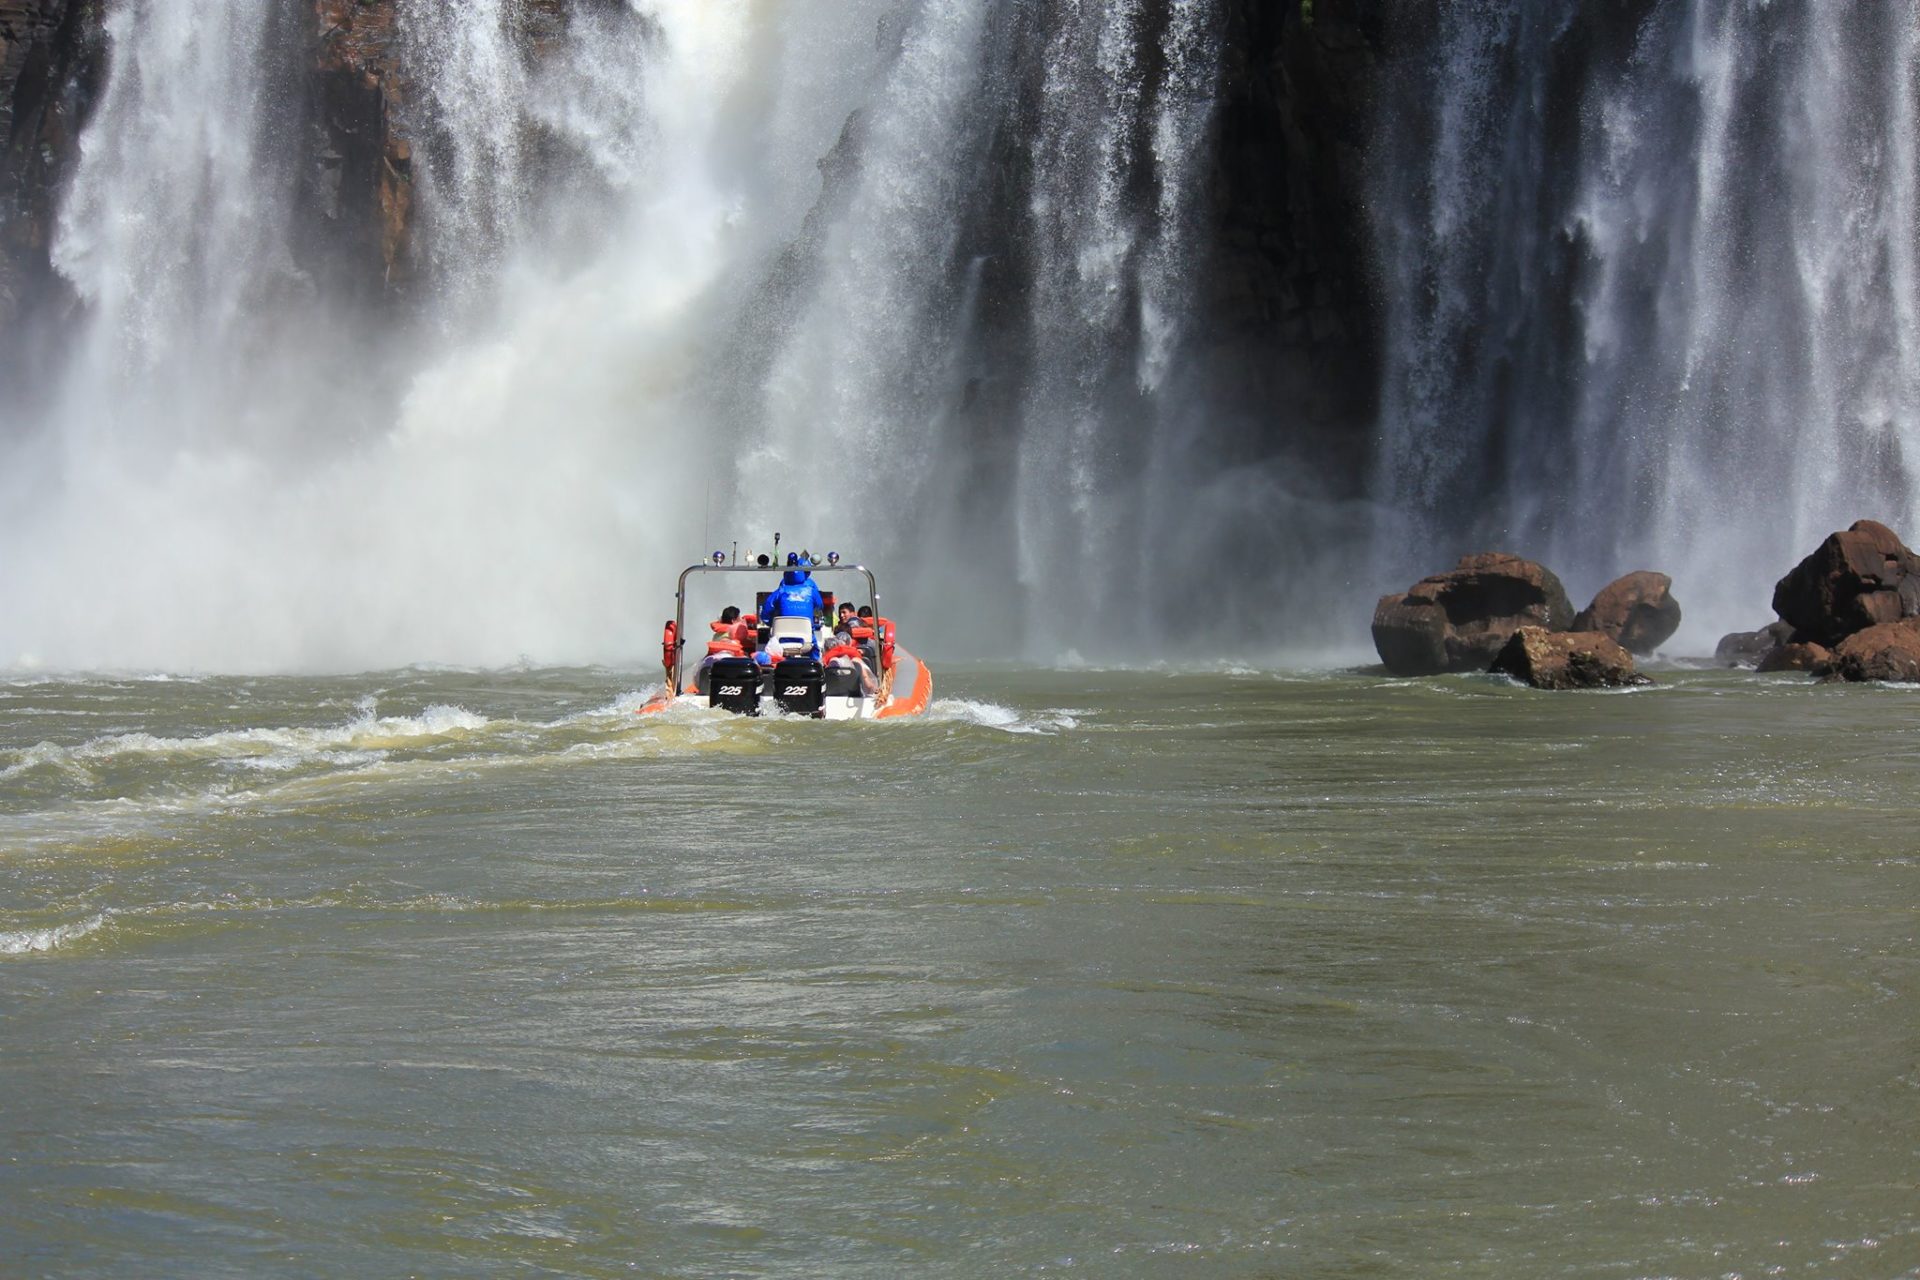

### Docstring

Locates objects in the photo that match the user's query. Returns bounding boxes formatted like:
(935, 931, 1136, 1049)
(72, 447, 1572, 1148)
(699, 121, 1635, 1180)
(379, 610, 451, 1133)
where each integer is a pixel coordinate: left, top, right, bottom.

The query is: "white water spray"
(4, 1, 889, 670)
(3, 0, 1244, 671)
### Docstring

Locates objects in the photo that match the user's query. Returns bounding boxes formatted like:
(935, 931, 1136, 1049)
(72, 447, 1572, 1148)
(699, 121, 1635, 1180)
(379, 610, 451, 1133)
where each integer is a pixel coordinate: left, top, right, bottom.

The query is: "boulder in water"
(1372, 553, 1575, 675)
(1771, 520, 1920, 646)
(1489, 626, 1649, 690)
(1572, 571, 1681, 655)
(1757, 641, 1831, 674)
(1715, 620, 1794, 668)
(1824, 619, 1920, 683)
(1371, 592, 1449, 675)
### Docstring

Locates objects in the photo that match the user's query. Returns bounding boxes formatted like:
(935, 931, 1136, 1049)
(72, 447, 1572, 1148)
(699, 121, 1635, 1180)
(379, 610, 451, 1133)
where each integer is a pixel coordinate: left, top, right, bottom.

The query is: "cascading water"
(23, 0, 1909, 670)
(1371, 2, 1920, 642)
(1012, 0, 1223, 635)
(1, 0, 1232, 670)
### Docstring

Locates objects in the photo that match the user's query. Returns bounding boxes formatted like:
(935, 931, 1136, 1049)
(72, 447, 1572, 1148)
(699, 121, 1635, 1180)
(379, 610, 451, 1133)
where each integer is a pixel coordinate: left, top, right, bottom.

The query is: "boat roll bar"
(665, 562, 881, 695)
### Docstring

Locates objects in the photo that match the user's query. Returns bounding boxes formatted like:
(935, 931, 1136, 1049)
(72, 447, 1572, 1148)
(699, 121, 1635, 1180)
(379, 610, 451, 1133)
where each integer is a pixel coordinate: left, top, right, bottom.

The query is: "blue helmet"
(786, 551, 801, 566)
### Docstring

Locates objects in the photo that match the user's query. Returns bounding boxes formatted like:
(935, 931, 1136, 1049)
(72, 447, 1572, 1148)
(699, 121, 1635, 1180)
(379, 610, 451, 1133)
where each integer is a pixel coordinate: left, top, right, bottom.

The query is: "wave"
(0, 682, 1087, 847)
(0, 700, 494, 782)
(924, 699, 1080, 735)
(0, 913, 110, 956)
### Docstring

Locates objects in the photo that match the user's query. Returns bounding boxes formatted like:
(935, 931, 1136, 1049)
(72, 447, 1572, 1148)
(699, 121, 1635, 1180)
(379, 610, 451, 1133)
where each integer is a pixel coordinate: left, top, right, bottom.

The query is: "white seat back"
(769, 615, 814, 653)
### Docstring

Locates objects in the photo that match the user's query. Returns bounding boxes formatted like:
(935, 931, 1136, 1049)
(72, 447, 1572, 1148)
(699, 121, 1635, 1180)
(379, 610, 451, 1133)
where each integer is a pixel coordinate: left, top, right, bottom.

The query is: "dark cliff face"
(308, 0, 416, 306)
(1, 0, 102, 378)
(1198, 0, 1386, 493)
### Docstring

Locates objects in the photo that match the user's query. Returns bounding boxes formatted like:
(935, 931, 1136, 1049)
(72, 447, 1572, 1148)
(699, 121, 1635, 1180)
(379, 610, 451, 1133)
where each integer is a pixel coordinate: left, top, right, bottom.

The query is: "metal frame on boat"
(638, 551, 933, 719)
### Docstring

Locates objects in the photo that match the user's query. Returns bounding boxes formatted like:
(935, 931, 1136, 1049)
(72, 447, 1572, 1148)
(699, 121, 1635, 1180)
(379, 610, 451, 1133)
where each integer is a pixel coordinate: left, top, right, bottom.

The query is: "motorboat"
(637, 546, 933, 719)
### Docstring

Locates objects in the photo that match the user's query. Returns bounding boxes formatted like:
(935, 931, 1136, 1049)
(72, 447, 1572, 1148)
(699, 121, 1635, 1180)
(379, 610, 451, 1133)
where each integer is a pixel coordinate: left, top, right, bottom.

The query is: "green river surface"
(1, 664, 1916, 1278)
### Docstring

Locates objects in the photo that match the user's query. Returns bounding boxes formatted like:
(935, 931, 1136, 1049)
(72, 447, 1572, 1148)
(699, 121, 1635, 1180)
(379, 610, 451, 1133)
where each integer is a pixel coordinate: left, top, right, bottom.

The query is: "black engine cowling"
(770, 657, 825, 717)
(707, 657, 763, 715)
(822, 663, 863, 698)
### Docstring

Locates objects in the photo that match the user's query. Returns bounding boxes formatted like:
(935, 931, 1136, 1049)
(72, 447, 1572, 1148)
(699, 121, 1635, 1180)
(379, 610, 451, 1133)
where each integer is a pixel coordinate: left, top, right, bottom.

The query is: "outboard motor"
(822, 663, 863, 698)
(707, 657, 763, 715)
(771, 656, 826, 717)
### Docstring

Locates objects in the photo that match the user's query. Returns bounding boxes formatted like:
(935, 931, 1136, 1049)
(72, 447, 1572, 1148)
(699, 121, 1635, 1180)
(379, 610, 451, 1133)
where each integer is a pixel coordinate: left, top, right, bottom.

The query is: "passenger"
(822, 628, 877, 695)
(849, 606, 879, 670)
(836, 601, 858, 631)
(707, 606, 745, 656)
(693, 605, 747, 691)
(762, 552, 826, 657)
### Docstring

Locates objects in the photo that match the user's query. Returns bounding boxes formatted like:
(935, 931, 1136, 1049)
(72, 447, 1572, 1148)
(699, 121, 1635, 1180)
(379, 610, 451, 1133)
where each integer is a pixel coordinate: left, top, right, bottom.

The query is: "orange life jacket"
(707, 619, 744, 657)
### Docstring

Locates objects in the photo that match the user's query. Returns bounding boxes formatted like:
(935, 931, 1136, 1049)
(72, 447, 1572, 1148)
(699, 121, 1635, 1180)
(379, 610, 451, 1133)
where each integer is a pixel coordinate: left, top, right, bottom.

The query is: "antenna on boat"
(730, 540, 737, 566)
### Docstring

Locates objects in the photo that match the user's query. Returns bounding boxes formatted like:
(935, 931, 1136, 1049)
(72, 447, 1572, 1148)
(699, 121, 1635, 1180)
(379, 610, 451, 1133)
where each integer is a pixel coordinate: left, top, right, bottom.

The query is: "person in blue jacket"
(762, 553, 826, 657)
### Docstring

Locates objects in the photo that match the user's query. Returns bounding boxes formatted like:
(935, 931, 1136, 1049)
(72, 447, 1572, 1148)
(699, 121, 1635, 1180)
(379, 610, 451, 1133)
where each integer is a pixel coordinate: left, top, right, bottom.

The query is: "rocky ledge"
(1826, 619, 1920, 683)
(1490, 626, 1649, 690)
(1371, 553, 1574, 676)
(1718, 520, 1920, 683)
(1373, 553, 1677, 686)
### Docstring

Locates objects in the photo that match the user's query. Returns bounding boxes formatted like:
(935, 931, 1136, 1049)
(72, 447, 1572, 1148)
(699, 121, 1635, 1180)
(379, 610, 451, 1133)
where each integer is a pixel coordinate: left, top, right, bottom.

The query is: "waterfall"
(736, 0, 1225, 650)
(48, 0, 308, 443)
(41, 1, 1920, 669)
(1371, 2, 1920, 640)
(0, 0, 1243, 670)
(1013, 0, 1223, 633)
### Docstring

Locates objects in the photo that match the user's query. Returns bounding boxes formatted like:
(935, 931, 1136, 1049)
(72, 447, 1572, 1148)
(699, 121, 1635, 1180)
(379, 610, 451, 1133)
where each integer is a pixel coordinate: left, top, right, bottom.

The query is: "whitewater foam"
(0, 701, 493, 783)
(0, 913, 110, 956)
(925, 699, 1080, 735)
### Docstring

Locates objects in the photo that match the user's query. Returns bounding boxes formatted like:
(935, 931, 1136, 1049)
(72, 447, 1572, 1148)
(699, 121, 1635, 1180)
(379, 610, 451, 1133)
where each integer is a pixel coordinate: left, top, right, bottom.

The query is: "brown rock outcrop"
(1572, 570, 1681, 655)
(1372, 553, 1575, 675)
(1824, 619, 1920, 684)
(1771, 520, 1920, 646)
(310, 0, 415, 295)
(1490, 626, 1649, 690)
(1715, 620, 1793, 668)
(1757, 641, 1831, 674)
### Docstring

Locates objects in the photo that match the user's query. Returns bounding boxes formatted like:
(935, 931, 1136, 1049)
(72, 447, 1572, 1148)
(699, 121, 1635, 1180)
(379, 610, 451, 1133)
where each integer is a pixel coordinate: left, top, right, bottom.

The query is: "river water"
(1, 665, 1916, 1276)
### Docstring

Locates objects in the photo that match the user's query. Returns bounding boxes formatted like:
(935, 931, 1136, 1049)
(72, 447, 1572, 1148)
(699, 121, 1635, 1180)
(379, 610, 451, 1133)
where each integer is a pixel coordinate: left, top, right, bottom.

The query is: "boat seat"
(768, 614, 815, 654)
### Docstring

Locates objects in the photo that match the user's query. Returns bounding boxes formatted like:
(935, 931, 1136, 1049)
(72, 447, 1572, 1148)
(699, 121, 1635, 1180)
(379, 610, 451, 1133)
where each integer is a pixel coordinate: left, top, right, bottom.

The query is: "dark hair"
(857, 605, 873, 617)
(838, 601, 856, 613)
(720, 605, 740, 624)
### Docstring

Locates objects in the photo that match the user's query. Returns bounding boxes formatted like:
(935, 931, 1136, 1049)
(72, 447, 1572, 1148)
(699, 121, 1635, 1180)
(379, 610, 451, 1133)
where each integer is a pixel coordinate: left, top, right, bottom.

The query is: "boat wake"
(924, 699, 1082, 735)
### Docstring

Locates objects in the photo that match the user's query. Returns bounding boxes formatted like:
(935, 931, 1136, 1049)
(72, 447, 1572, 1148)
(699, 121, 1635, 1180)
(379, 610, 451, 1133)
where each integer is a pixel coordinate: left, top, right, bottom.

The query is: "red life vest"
(877, 618, 897, 671)
(707, 619, 744, 657)
(822, 642, 863, 664)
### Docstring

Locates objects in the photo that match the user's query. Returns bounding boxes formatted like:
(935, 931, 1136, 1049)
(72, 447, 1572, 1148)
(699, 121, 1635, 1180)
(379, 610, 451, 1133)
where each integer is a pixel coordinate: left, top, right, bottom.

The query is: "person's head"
(837, 602, 856, 621)
(833, 628, 854, 647)
(783, 568, 806, 586)
(856, 605, 873, 619)
(720, 605, 740, 625)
